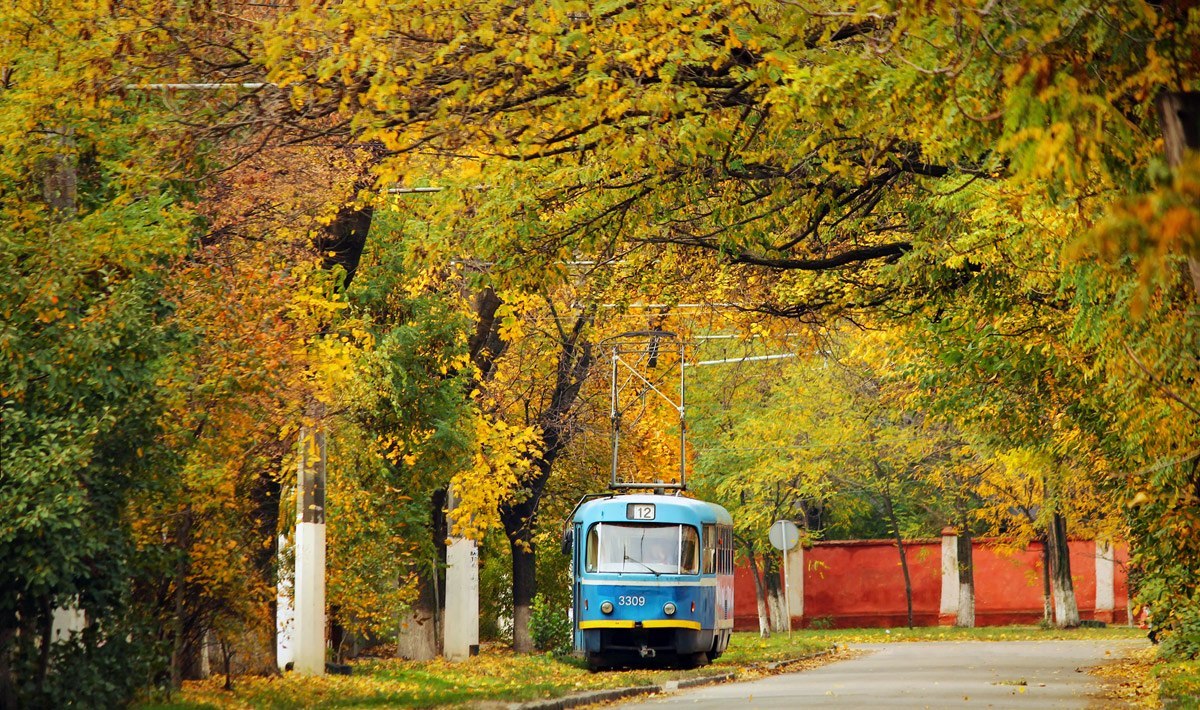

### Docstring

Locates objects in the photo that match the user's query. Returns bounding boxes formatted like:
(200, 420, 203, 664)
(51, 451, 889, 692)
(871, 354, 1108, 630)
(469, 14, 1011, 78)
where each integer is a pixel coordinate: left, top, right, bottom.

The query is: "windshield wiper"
(622, 549, 661, 578)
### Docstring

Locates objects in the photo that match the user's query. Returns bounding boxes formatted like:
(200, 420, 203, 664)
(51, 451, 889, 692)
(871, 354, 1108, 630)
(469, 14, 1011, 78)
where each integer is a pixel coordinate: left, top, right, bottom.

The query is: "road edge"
(512, 647, 839, 710)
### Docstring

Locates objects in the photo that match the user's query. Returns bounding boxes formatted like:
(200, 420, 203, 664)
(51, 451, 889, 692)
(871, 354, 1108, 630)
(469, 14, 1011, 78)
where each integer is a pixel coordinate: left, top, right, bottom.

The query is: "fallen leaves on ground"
(1091, 645, 1160, 708)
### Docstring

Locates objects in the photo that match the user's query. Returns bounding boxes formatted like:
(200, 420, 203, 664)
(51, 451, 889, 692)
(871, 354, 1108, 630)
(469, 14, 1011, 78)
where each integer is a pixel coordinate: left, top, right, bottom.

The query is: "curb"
(752, 646, 838, 672)
(513, 647, 837, 710)
(513, 684, 659, 710)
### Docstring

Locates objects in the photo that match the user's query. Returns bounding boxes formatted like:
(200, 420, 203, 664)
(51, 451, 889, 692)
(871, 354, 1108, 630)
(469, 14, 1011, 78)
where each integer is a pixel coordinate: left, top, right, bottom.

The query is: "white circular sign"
(769, 519, 800, 551)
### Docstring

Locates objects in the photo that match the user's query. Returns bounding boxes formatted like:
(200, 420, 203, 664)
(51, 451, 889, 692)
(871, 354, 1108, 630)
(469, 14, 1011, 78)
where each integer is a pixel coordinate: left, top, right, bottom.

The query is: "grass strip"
(1158, 659, 1200, 709)
(137, 626, 1148, 709)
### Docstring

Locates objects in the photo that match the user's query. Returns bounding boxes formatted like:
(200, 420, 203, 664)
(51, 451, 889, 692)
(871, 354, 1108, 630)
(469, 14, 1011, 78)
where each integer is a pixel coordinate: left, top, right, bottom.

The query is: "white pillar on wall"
(1095, 540, 1115, 622)
(939, 527, 959, 625)
(785, 544, 804, 621)
(293, 425, 326, 675)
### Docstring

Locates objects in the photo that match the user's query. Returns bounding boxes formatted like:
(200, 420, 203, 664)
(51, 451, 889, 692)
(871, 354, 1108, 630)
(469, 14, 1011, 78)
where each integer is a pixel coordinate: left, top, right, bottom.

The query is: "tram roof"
(573, 493, 732, 526)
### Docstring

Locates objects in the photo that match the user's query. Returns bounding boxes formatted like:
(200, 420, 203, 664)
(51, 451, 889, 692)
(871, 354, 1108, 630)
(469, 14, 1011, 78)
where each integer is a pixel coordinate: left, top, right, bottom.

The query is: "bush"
(807, 616, 835, 630)
(529, 594, 572, 655)
(1160, 599, 1200, 661)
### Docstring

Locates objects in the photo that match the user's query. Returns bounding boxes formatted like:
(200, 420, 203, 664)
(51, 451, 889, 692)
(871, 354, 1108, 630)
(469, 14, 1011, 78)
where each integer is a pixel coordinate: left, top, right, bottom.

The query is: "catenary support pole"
(443, 490, 480, 661)
(293, 422, 326, 675)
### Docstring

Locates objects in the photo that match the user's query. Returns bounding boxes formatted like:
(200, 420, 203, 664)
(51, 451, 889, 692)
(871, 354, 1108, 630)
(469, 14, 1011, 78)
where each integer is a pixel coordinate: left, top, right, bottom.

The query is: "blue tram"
(565, 493, 735, 669)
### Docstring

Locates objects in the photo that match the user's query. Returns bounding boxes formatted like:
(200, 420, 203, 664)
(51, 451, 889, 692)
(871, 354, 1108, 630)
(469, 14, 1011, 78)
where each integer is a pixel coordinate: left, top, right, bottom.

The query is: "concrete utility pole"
(442, 490, 479, 661)
(293, 422, 327, 675)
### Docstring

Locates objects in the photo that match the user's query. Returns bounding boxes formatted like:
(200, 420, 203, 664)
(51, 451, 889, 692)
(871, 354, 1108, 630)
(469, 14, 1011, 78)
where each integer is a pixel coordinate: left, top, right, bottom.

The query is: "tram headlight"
(600, 601, 614, 614)
(663, 602, 677, 616)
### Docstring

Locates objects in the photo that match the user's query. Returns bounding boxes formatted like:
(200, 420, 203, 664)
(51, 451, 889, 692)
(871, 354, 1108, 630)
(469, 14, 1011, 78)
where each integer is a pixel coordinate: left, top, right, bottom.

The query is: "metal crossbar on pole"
(123, 82, 271, 90)
(686, 353, 796, 367)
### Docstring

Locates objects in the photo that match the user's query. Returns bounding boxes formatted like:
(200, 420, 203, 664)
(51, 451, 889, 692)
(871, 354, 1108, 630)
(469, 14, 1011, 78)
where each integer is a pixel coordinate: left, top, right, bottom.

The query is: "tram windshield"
(585, 523, 700, 575)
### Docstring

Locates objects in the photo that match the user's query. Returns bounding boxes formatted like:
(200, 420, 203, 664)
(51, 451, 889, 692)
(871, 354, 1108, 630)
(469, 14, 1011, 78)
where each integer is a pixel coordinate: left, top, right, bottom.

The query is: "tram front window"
(585, 523, 699, 575)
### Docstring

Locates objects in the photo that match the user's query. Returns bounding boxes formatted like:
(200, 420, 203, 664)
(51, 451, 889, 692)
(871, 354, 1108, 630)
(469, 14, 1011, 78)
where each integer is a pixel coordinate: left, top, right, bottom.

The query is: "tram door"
(571, 522, 583, 651)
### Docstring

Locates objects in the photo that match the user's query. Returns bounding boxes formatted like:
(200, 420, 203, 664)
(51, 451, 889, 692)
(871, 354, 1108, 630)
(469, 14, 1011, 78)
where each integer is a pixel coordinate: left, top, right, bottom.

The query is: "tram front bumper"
(578, 619, 701, 630)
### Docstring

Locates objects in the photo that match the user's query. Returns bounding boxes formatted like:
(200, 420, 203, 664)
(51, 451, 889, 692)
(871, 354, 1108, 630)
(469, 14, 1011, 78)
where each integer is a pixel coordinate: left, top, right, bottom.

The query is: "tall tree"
(0, 0, 208, 701)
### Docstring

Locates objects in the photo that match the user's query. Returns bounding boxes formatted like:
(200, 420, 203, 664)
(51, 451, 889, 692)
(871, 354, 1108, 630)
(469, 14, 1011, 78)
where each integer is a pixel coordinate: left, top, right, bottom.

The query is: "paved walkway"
(613, 640, 1148, 708)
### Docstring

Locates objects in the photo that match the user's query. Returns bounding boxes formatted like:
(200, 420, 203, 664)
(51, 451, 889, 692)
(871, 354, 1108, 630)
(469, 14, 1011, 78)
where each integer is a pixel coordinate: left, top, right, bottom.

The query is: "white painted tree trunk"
(956, 532, 975, 628)
(766, 581, 788, 634)
(1052, 574, 1081, 627)
(1049, 514, 1080, 628)
(748, 555, 771, 638)
(396, 607, 439, 661)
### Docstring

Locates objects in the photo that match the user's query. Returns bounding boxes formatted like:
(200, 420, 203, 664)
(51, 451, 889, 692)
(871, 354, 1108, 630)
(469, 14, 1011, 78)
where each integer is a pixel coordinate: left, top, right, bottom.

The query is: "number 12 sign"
(627, 503, 655, 520)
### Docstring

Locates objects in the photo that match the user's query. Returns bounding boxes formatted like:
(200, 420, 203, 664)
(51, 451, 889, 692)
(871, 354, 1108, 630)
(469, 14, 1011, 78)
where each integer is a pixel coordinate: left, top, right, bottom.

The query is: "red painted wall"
(804, 539, 942, 628)
(733, 538, 1129, 630)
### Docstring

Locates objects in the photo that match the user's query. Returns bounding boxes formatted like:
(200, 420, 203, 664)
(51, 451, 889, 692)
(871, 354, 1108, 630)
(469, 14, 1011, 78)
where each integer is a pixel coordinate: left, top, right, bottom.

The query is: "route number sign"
(627, 503, 656, 520)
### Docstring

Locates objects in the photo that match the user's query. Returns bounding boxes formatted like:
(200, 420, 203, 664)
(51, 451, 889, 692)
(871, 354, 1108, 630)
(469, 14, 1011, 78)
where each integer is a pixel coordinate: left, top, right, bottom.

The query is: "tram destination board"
(627, 503, 655, 520)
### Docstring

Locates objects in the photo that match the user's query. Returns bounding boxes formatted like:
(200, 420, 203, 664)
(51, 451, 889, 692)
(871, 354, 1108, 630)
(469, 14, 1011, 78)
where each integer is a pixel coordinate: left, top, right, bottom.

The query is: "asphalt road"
(613, 639, 1148, 709)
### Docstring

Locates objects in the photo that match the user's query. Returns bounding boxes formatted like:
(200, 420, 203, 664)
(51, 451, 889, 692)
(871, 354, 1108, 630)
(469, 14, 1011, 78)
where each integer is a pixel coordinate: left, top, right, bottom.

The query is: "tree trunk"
(510, 537, 537, 653)
(1157, 91, 1200, 294)
(180, 629, 206, 680)
(879, 478, 914, 628)
(220, 637, 235, 692)
(316, 203, 374, 290)
(498, 311, 594, 653)
(467, 288, 506, 382)
(42, 130, 76, 218)
(747, 552, 771, 638)
(1, 622, 17, 710)
(170, 507, 194, 690)
(892, 532, 914, 629)
(763, 557, 787, 634)
(1048, 513, 1080, 628)
(955, 528, 975, 628)
(1039, 534, 1054, 625)
(397, 488, 447, 660)
(36, 598, 52, 697)
(330, 605, 346, 664)
(396, 565, 440, 660)
(500, 477, 543, 654)
(250, 465, 282, 673)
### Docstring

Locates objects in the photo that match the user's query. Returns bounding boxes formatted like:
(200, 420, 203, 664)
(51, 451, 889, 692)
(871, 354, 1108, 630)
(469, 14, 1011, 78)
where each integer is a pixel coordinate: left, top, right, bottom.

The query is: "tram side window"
(720, 525, 729, 573)
(717, 525, 732, 575)
(586, 525, 599, 572)
(714, 526, 721, 575)
(703, 524, 716, 574)
(681, 531, 700, 574)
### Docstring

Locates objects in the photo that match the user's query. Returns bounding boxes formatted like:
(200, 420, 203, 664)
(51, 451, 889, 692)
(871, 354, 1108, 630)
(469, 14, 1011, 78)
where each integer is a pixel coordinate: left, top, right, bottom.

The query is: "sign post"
(769, 520, 800, 639)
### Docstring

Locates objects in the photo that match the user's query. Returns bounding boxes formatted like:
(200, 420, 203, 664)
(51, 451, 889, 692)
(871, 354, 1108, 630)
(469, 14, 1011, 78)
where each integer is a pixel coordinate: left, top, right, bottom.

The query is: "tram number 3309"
(618, 596, 646, 606)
